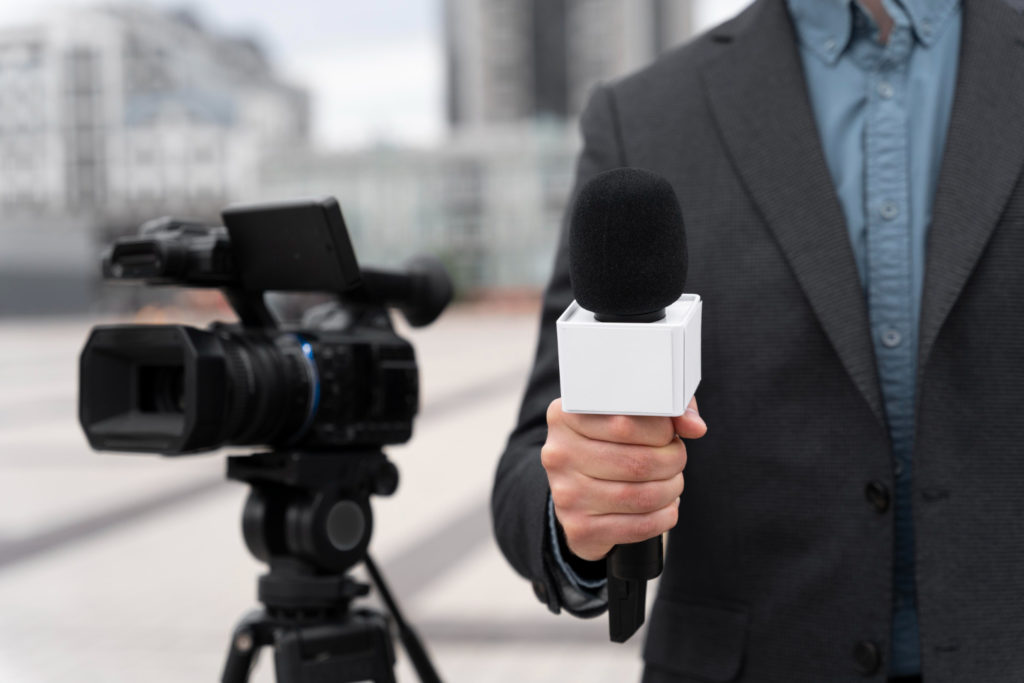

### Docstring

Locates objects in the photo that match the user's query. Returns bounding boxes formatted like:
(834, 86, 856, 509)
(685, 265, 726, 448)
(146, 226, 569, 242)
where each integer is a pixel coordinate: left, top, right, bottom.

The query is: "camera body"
(79, 197, 451, 456)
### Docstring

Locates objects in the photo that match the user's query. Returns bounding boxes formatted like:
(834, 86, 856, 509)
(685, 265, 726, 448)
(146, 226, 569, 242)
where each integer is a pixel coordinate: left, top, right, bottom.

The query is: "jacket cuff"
(539, 495, 608, 618)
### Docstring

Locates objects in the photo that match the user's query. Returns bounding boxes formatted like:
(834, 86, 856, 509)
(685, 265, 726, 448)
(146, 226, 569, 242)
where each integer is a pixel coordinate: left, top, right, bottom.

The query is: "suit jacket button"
(532, 580, 548, 603)
(865, 481, 890, 513)
(853, 640, 881, 675)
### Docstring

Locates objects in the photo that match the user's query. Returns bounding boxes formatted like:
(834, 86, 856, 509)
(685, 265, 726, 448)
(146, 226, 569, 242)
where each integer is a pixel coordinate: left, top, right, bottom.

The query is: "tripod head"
(232, 449, 397, 581)
(222, 449, 440, 683)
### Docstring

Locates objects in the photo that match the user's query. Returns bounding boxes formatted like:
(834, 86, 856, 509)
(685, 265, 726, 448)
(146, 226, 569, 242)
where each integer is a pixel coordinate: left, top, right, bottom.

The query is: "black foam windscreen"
(569, 168, 687, 318)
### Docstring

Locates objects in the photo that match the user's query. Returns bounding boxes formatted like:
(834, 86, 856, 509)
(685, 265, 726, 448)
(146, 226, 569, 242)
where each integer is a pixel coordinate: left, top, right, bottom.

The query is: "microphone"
(569, 168, 687, 323)
(556, 167, 702, 643)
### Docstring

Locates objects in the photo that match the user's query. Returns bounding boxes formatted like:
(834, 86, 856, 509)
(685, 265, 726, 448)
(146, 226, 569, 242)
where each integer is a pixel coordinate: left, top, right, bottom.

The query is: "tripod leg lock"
(222, 610, 271, 683)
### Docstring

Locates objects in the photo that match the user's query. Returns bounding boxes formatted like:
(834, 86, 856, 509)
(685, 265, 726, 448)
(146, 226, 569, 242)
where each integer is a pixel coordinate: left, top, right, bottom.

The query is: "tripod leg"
(222, 610, 270, 683)
(364, 555, 442, 683)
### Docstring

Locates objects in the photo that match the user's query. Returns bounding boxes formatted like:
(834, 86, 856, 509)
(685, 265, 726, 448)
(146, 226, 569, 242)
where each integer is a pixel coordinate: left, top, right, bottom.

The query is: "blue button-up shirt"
(788, 0, 961, 675)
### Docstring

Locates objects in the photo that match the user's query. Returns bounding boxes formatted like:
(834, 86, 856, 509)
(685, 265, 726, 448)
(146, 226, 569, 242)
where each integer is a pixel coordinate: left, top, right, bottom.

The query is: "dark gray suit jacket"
(492, 0, 1024, 680)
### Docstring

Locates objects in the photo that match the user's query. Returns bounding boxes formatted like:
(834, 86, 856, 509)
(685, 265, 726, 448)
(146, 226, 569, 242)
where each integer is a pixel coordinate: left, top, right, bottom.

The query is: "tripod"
(220, 450, 442, 683)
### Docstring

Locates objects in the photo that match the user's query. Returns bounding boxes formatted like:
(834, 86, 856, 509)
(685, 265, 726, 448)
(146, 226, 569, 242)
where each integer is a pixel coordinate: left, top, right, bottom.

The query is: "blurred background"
(0, 1, 750, 680)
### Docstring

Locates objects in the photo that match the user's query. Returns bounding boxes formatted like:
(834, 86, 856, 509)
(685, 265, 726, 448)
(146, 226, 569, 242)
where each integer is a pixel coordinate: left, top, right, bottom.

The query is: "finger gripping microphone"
(557, 167, 702, 643)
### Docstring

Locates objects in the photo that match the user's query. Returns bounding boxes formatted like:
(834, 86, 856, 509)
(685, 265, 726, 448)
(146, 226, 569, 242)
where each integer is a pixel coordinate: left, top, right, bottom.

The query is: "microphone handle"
(606, 537, 664, 643)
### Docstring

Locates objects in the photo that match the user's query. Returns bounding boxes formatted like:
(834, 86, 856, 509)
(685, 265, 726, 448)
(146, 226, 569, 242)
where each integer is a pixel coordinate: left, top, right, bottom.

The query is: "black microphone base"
(608, 575, 648, 643)
(594, 308, 666, 323)
(606, 538, 664, 642)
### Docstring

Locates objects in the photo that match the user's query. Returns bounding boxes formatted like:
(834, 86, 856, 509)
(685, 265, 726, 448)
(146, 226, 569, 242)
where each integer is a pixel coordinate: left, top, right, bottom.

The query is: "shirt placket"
(858, 21, 919, 622)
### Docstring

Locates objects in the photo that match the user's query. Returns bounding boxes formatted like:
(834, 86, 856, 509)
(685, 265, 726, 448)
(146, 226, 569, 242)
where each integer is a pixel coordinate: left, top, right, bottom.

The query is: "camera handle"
(220, 450, 442, 683)
(224, 290, 278, 328)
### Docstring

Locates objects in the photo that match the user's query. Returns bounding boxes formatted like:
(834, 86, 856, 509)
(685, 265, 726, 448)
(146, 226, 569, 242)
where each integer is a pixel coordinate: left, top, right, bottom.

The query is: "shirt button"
(824, 37, 837, 53)
(865, 481, 891, 513)
(879, 201, 900, 220)
(853, 640, 882, 675)
(877, 81, 894, 99)
(881, 328, 902, 348)
(894, 461, 904, 477)
(921, 19, 934, 37)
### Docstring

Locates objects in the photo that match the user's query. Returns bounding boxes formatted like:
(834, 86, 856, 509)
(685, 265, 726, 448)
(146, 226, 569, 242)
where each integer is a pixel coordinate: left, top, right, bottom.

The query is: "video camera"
(78, 197, 451, 682)
(79, 197, 452, 455)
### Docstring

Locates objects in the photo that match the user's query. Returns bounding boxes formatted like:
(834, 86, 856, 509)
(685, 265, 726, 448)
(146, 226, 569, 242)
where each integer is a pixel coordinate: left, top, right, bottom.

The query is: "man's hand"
(541, 397, 707, 562)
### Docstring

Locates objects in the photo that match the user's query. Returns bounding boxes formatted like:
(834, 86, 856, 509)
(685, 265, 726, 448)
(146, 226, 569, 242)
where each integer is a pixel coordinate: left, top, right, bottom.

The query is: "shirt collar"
(786, 0, 960, 64)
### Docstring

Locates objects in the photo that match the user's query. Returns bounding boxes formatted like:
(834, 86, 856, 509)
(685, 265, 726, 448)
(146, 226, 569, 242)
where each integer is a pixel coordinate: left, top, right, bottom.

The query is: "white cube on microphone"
(556, 294, 702, 416)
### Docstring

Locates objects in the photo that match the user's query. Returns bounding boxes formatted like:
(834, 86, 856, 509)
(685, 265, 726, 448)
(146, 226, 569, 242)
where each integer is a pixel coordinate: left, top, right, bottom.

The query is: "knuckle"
(549, 481, 577, 510)
(664, 503, 679, 529)
(632, 515, 659, 540)
(677, 440, 688, 471)
(630, 485, 658, 513)
(654, 420, 675, 446)
(540, 443, 562, 471)
(545, 399, 563, 427)
(624, 451, 652, 481)
(607, 415, 635, 443)
(562, 516, 590, 545)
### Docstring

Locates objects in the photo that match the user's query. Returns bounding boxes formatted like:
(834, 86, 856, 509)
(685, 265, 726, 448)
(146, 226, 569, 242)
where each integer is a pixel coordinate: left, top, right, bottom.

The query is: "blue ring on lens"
(289, 334, 320, 443)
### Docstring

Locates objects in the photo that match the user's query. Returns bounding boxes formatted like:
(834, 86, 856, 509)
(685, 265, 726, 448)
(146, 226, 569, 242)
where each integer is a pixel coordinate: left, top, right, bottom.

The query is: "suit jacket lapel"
(700, 0, 886, 424)
(918, 0, 1024, 374)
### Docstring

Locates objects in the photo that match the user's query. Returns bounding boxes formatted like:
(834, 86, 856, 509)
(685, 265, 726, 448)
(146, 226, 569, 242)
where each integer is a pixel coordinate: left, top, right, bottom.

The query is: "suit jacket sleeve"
(491, 84, 626, 616)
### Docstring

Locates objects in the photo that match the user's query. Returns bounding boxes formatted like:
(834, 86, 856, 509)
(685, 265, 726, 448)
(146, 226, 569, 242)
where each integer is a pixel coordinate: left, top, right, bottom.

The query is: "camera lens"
(79, 325, 316, 454)
(218, 330, 316, 448)
(137, 365, 185, 414)
(80, 321, 417, 455)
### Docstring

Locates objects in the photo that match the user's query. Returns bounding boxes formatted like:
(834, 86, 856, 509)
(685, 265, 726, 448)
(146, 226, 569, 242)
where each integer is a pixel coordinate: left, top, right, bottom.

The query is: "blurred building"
(0, 5, 308, 314)
(1, 1, 702, 314)
(263, 0, 697, 295)
(255, 125, 579, 294)
(0, 5, 308, 224)
(444, 0, 694, 130)
(253, 1, 700, 296)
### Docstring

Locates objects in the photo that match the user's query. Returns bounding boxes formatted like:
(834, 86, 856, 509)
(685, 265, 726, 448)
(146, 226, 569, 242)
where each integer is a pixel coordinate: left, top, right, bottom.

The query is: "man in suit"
(492, 0, 1024, 680)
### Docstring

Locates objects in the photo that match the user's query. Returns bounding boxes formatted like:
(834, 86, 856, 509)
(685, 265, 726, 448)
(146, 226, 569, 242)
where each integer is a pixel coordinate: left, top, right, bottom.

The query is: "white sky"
(0, 0, 754, 149)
